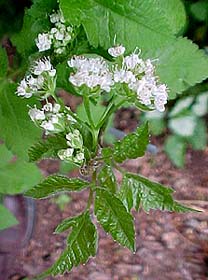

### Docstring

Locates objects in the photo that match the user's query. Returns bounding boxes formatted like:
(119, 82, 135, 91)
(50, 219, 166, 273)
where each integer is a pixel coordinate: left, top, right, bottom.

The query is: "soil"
(2, 106, 208, 280)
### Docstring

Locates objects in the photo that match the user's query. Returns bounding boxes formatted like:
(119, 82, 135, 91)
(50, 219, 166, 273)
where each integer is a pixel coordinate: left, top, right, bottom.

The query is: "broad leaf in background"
(50, 211, 97, 275)
(0, 144, 13, 168)
(119, 173, 194, 212)
(155, 38, 208, 98)
(0, 204, 18, 230)
(60, 0, 176, 52)
(0, 160, 42, 195)
(143, 111, 165, 136)
(113, 123, 149, 163)
(169, 114, 197, 137)
(164, 135, 187, 168)
(11, 0, 57, 57)
(0, 82, 41, 160)
(190, 0, 208, 22)
(189, 119, 207, 150)
(25, 175, 88, 199)
(95, 188, 135, 251)
(158, 0, 186, 35)
(0, 47, 8, 78)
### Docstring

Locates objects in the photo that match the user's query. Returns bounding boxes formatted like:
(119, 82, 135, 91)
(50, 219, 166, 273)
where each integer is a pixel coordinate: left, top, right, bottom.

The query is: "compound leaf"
(119, 173, 195, 212)
(98, 164, 117, 193)
(113, 122, 149, 163)
(95, 188, 135, 251)
(51, 211, 97, 275)
(28, 135, 68, 162)
(25, 175, 88, 199)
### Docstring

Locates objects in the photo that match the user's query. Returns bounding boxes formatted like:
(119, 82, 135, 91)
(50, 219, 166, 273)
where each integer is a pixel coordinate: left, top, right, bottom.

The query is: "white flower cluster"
(68, 45, 168, 112)
(58, 129, 85, 165)
(68, 56, 114, 92)
(16, 57, 56, 99)
(36, 10, 73, 54)
(28, 102, 75, 135)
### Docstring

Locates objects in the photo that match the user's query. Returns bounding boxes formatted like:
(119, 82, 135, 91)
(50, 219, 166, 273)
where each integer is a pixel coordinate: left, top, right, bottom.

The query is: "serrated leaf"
(155, 37, 208, 98)
(113, 122, 149, 163)
(0, 159, 42, 195)
(119, 173, 194, 212)
(25, 175, 88, 199)
(158, 0, 186, 35)
(0, 47, 8, 78)
(98, 164, 117, 193)
(0, 82, 41, 160)
(51, 211, 97, 275)
(60, 0, 175, 53)
(95, 188, 135, 251)
(189, 119, 207, 150)
(0, 204, 18, 230)
(55, 213, 83, 233)
(28, 134, 68, 162)
(164, 135, 186, 168)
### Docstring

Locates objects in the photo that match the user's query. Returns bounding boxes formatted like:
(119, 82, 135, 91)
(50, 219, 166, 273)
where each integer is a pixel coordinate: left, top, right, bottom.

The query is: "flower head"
(35, 33, 52, 52)
(108, 45, 125, 57)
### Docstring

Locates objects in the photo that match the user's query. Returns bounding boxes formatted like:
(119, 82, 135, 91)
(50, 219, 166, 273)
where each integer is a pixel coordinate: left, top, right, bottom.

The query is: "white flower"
(33, 57, 56, 77)
(114, 70, 136, 84)
(16, 79, 33, 98)
(74, 151, 85, 162)
(28, 107, 45, 122)
(108, 45, 125, 57)
(43, 103, 53, 112)
(53, 103, 61, 113)
(40, 120, 55, 131)
(58, 148, 74, 160)
(50, 10, 65, 24)
(124, 53, 142, 70)
(35, 33, 52, 52)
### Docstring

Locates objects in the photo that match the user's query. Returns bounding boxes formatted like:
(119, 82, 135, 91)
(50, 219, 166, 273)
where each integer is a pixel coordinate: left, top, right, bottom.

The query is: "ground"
(2, 106, 208, 280)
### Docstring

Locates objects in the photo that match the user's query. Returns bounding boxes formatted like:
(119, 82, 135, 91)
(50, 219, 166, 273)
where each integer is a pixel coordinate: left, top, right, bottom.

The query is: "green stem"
(83, 95, 95, 128)
(86, 171, 96, 210)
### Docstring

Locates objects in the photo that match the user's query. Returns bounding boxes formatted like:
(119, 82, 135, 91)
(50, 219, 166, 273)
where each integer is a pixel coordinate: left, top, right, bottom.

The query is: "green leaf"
(56, 62, 79, 95)
(190, 0, 208, 22)
(189, 119, 207, 150)
(155, 37, 208, 98)
(119, 173, 194, 212)
(98, 164, 117, 193)
(0, 160, 42, 195)
(11, 0, 57, 56)
(95, 188, 135, 251)
(113, 122, 149, 163)
(0, 82, 41, 160)
(28, 135, 68, 162)
(143, 111, 165, 136)
(50, 211, 97, 275)
(55, 213, 83, 233)
(169, 114, 197, 137)
(158, 0, 186, 35)
(25, 175, 88, 199)
(60, 0, 175, 52)
(0, 47, 8, 78)
(164, 135, 186, 168)
(0, 144, 13, 168)
(192, 91, 208, 117)
(0, 204, 18, 230)
(169, 96, 194, 117)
